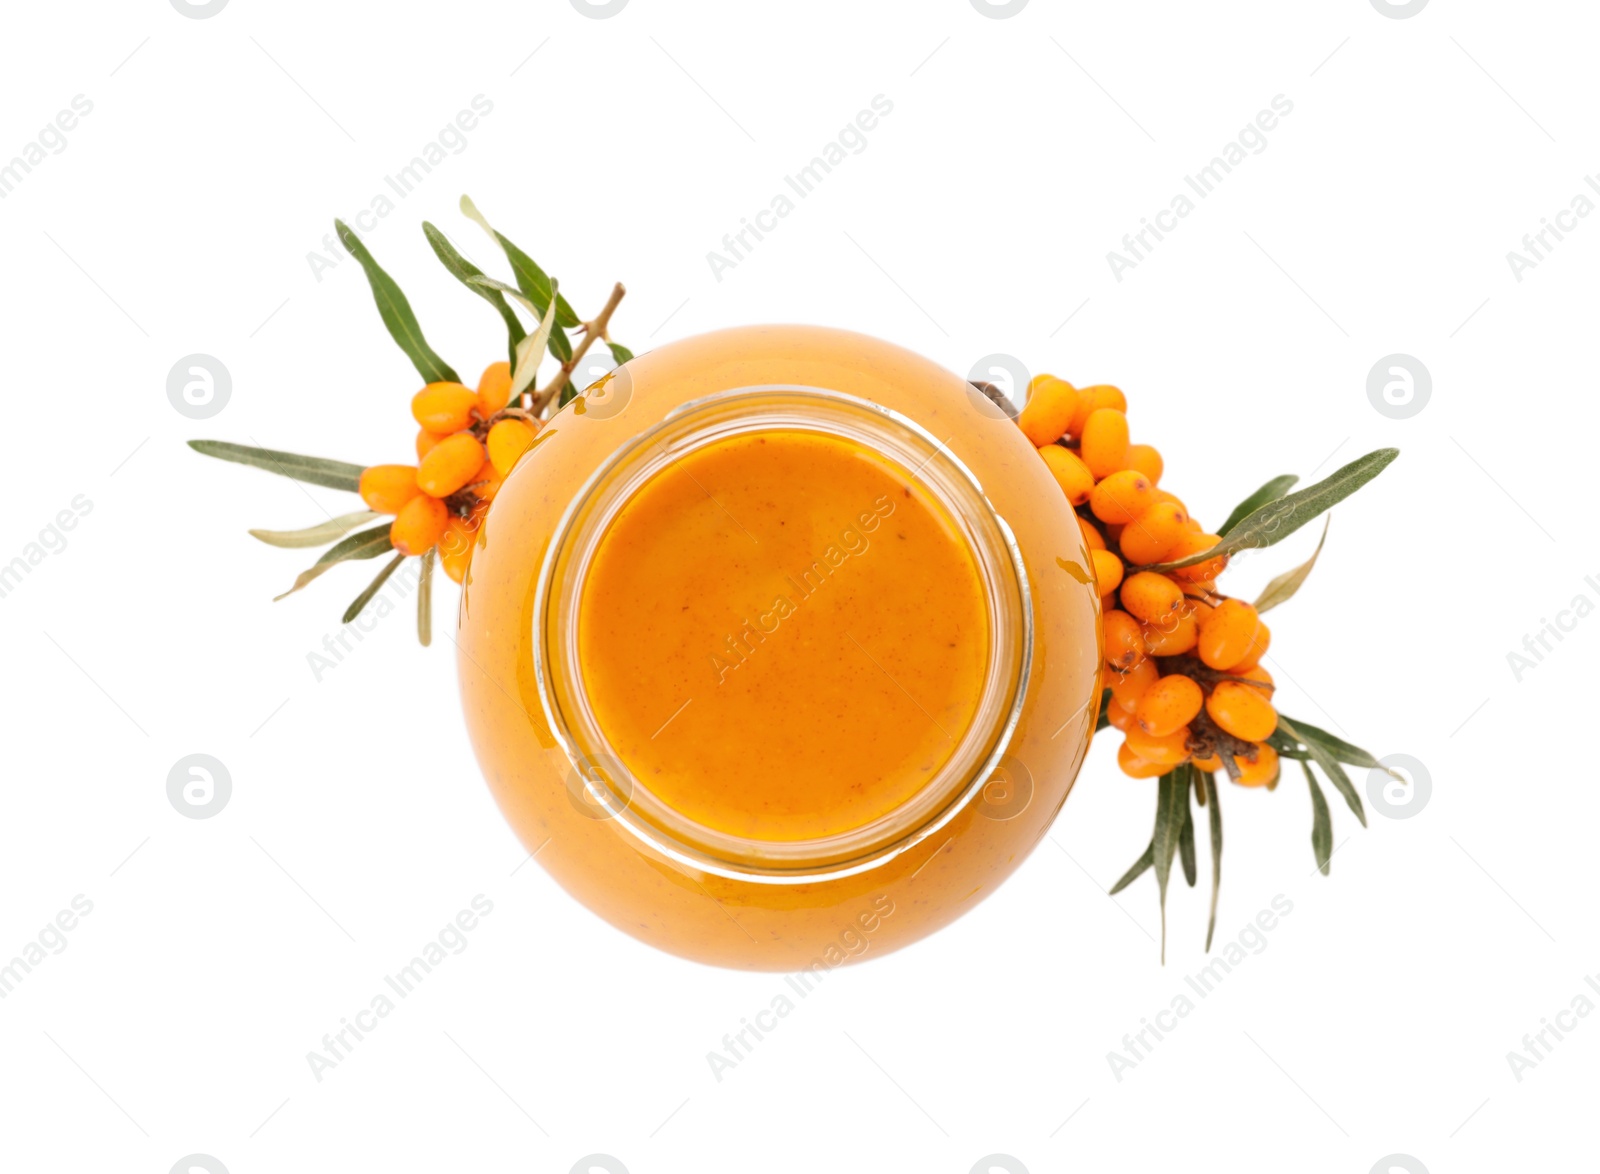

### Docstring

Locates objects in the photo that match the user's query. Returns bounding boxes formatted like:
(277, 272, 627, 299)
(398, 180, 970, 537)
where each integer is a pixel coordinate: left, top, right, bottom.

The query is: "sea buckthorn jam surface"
(577, 429, 990, 843)
(457, 326, 1100, 970)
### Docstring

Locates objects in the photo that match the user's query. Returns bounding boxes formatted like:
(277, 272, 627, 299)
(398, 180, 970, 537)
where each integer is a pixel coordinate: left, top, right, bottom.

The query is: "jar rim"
(532, 385, 1035, 883)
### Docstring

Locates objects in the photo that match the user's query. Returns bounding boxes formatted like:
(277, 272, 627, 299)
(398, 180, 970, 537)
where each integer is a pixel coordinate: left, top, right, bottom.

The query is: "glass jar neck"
(534, 386, 1034, 883)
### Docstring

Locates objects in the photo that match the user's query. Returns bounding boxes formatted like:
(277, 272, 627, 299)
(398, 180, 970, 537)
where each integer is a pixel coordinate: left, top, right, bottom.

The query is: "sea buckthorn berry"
(1235, 664, 1274, 688)
(1117, 500, 1189, 565)
(1198, 599, 1264, 670)
(358, 464, 421, 515)
(477, 361, 514, 416)
(1079, 408, 1130, 479)
(1229, 620, 1271, 671)
(1108, 655, 1158, 712)
(1038, 445, 1095, 506)
(1124, 723, 1191, 766)
(438, 517, 477, 584)
(1136, 675, 1204, 738)
(1233, 743, 1280, 788)
(1107, 702, 1136, 732)
(415, 429, 447, 460)
(1068, 384, 1127, 436)
(1120, 571, 1184, 624)
(1117, 740, 1168, 779)
(1126, 443, 1163, 486)
(1090, 469, 1154, 524)
(1103, 610, 1147, 671)
(1191, 751, 1223, 773)
(470, 458, 502, 502)
(411, 382, 480, 433)
(1166, 530, 1228, 583)
(1090, 549, 1124, 595)
(1141, 607, 1199, 656)
(1206, 681, 1278, 742)
(487, 418, 539, 478)
(389, 494, 449, 556)
(417, 432, 487, 498)
(1077, 515, 1106, 552)
(1017, 376, 1080, 447)
(1152, 488, 1186, 511)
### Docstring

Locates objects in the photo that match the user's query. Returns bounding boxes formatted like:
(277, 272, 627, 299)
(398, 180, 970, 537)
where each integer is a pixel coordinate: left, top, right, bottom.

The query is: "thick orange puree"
(577, 429, 989, 842)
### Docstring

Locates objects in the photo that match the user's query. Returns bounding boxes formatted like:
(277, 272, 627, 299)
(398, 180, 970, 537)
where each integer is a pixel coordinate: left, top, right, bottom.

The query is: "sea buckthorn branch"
(190, 199, 631, 644)
(1012, 373, 1399, 960)
(534, 281, 628, 414)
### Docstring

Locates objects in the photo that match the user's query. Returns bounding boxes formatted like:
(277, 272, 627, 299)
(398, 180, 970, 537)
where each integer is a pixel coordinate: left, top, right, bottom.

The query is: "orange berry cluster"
(356, 361, 539, 583)
(1019, 375, 1280, 789)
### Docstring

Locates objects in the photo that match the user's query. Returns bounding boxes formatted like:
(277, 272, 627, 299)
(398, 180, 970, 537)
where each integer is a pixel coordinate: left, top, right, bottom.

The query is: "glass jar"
(457, 326, 1100, 970)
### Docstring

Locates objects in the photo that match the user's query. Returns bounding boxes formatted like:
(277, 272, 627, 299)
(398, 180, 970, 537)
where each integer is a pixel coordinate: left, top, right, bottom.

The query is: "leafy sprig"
(1109, 447, 1399, 959)
(190, 198, 632, 642)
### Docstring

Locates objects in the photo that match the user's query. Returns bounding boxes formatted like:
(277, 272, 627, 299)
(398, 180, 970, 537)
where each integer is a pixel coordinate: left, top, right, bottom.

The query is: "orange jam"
(457, 325, 1101, 970)
(577, 429, 989, 842)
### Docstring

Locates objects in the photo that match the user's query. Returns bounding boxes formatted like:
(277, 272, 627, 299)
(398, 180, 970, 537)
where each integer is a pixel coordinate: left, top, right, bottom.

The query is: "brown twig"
(1186, 709, 1257, 781)
(1158, 655, 1274, 693)
(531, 282, 626, 415)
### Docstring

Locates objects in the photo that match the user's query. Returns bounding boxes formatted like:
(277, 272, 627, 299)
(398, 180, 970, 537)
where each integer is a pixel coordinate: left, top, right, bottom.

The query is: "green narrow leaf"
(316, 524, 395, 565)
(1144, 449, 1398, 572)
(608, 341, 634, 365)
(1204, 772, 1222, 952)
(1178, 793, 1197, 888)
(423, 221, 525, 367)
(249, 510, 380, 549)
(274, 525, 394, 601)
(465, 273, 566, 400)
(510, 281, 560, 402)
(1277, 715, 1366, 827)
(343, 552, 405, 624)
(417, 548, 434, 647)
(1271, 714, 1383, 770)
(1255, 518, 1329, 614)
(189, 440, 364, 492)
(271, 560, 339, 601)
(547, 319, 574, 363)
(459, 195, 577, 359)
(1303, 761, 1333, 876)
(1219, 474, 1298, 537)
(459, 196, 578, 323)
(1152, 767, 1188, 964)
(335, 219, 460, 384)
(465, 273, 541, 311)
(1109, 842, 1153, 895)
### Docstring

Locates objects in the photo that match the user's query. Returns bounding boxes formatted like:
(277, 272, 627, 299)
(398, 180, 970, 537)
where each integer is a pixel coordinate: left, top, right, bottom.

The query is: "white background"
(0, 1, 1592, 1172)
